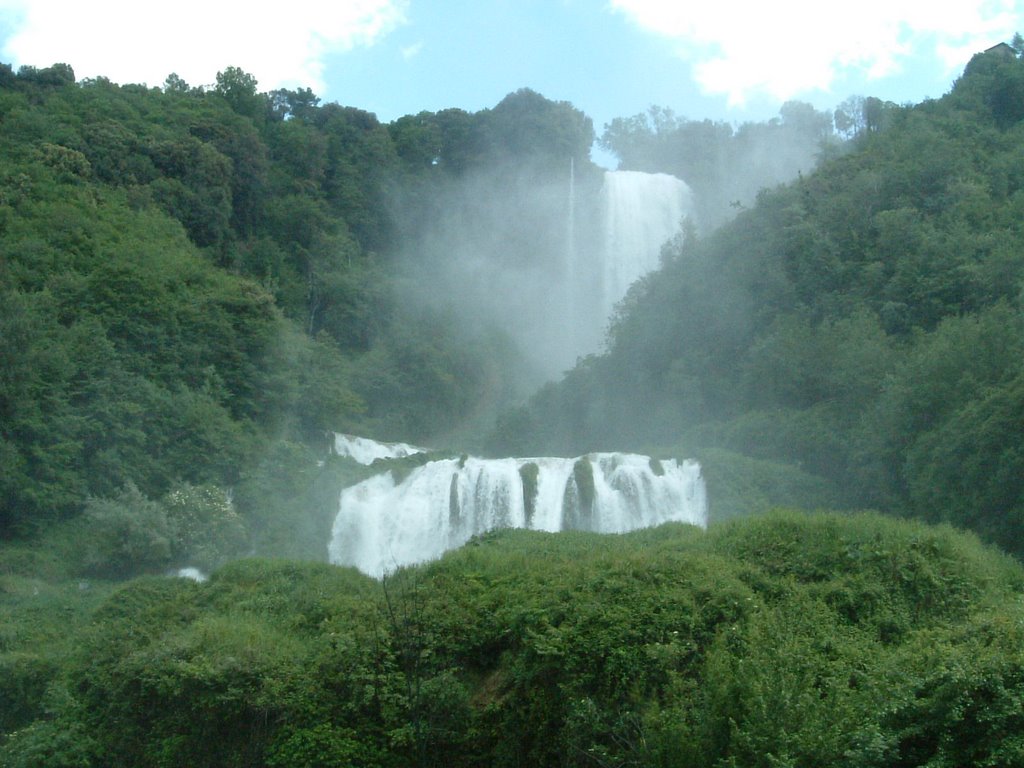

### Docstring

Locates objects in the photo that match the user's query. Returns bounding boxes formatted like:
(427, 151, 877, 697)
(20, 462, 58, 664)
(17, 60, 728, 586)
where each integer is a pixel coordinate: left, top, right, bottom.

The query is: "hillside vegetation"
(4, 512, 1024, 768)
(0, 64, 599, 550)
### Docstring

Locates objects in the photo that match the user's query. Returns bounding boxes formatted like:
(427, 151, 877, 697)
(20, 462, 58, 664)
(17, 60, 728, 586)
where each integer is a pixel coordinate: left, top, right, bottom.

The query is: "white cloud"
(609, 0, 1021, 103)
(402, 41, 424, 60)
(0, 0, 408, 94)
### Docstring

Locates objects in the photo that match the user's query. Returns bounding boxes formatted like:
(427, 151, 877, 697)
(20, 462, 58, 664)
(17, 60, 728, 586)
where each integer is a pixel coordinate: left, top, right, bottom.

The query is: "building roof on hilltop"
(984, 42, 1016, 57)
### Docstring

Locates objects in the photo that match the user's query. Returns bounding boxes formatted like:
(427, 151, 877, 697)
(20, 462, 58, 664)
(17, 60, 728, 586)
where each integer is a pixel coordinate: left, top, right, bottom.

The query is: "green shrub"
(5, 513, 1024, 767)
(79, 483, 173, 578)
(0, 720, 99, 768)
(162, 483, 248, 572)
(0, 652, 57, 733)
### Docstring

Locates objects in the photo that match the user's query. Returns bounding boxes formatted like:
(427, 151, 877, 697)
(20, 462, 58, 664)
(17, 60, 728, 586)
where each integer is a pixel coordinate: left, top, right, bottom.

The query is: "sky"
(0, 0, 1020, 162)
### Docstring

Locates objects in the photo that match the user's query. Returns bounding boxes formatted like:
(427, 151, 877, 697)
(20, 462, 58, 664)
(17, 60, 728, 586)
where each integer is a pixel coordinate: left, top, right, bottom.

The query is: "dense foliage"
(494, 44, 1024, 556)
(0, 64, 595, 541)
(3, 512, 1024, 767)
(600, 100, 837, 229)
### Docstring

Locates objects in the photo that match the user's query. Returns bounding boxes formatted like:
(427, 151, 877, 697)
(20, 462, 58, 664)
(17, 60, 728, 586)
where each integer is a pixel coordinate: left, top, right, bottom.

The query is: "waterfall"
(566, 157, 577, 353)
(329, 452, 707, 577)
(569, 170, 692, 357)
(333, 433, 426, 465)
(405, 164, 691, 378)
(598, 170, 691, 321)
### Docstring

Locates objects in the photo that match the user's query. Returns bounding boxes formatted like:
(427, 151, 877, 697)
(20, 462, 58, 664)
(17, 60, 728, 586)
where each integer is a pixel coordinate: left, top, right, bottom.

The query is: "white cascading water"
(174, 567, 208, 582)
(411, 166, 691, 376)
(566, 169, 692, 357)
(596, 170, 691, 325)
(329, 452, 707, 577)
(333, 433, 425, 465)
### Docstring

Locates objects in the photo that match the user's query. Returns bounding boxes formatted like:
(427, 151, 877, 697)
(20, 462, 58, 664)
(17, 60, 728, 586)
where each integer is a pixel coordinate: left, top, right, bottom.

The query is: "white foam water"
(329, 452, 707, 577)
(333, 433, 426, 466)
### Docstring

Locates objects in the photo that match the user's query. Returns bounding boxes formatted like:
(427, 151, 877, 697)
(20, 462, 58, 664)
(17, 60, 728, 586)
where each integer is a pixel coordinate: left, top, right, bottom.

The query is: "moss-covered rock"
(519, 462, 539, 527)
(561, 456, 597, 531)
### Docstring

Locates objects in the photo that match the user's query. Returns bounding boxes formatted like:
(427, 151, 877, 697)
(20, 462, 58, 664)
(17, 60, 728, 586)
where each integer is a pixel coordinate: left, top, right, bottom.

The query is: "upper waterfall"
(598, 170, 691, 322)
(329, 452, 707, 577)
(568, 169, 692, 356)
(401, 165, 693, 382)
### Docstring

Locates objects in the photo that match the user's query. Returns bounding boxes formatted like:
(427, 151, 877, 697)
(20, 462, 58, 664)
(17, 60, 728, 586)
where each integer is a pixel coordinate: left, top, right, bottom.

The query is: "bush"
(6, 513, 1024, 767)
(0, 720, 99, 768)
(162, 483, 248, 572)
(79, 483, 173, 578)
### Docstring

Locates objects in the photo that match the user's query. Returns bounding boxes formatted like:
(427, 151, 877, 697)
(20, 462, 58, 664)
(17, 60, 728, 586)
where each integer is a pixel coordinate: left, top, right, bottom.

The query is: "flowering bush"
(163, 483, 248, 571)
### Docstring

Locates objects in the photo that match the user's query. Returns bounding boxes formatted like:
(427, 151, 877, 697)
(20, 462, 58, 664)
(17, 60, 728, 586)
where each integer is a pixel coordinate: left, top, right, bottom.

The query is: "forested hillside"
(493, 43, 1024, 557)
(0, 64, 596, 546)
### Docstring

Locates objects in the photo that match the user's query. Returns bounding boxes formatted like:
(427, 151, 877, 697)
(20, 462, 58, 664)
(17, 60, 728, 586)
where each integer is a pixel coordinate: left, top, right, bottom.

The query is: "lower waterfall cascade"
(329, 451, 707, 577)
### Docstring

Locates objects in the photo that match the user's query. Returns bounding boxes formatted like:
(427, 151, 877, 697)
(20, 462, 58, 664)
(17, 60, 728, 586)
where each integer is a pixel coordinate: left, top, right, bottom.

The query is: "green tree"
(214, 65, 262, 119)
